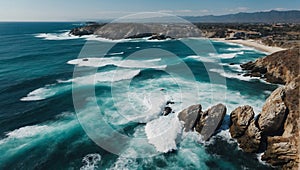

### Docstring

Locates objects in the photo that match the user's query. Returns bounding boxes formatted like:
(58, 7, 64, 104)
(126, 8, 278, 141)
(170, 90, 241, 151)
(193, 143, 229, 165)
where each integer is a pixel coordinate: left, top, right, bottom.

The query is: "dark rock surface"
(163, 107, 172, 116)
(178, 104, 201, 132)
(196, 104, 227, 141)
(178, 103, 226, 140)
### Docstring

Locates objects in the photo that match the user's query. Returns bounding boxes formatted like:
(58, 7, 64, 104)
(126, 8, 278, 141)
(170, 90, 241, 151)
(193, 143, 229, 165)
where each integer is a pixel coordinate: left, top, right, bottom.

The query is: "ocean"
(0, 22, 278, 169)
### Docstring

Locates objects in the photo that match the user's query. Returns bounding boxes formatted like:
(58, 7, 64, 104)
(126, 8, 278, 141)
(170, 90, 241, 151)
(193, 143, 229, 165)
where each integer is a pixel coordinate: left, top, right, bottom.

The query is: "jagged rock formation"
(234, 47, 300, 169)
(178, 103, 226, 141)
(230, 76, 300, 169)
(229, 106, 262, 153)
(262, 76, 300, 169)
(229, 105, 254, 138)
(238, 120, 262, 153)
(258, 87, 287, 136)
(69, 24, 104, 36)
(70, 23, 202, 40)
(241, 47, 300, 84)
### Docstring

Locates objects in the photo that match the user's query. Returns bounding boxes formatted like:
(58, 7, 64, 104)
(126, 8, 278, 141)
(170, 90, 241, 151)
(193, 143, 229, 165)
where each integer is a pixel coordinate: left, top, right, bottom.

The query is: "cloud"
(237, 7, 249, 11)
(227, 7, 249, 13)
(274, 8, 287, 11)
(176, 9, 193, 13)
(157, 10, 173, 13)
(199, 9, 209, 13)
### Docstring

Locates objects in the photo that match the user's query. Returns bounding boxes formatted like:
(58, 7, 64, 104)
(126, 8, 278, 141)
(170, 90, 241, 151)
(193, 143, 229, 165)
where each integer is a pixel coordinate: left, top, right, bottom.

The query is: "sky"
(0, 0, 299, 21)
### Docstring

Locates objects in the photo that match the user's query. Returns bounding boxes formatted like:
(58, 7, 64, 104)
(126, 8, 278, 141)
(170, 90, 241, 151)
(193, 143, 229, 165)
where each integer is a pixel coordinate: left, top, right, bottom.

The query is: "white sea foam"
(256, 153, 270, 166)
(35, 31, 175, 43)
(111, 88, 167, 124)
(35, 32, 87, 40)
(35, 31, 128, 42)
(145, 38, 172, 42)
(20, 83, 71, 101)
(109, 157, 138, 170)
(67, 57, 166, 69)
(72, 69, 141, 85)
(219, 41, 267, 54)
(207, 129, 237, 146)
(222, 63, 243, 72)
(226, 47, 242, 52)
(0, 112, 84, 163)
(175, 131, 211, 169)
(20, 88, 50, 101)
(209, 68, 257, 81)
(209, 51, 244, 59)
(226, 46, 256, 52)
(85, 36, 129, 43)
(184, 55, 217, 63)
(21, 69, 141, 101)
(107, 52, 124, 56)
(142, 75, 264, 114)
(20, 86, 60, 101)
(80, 153, 102, 170)
(5, 125, 52, 139)
(145, 114, 184, 153)
(22, 66, 265, 116)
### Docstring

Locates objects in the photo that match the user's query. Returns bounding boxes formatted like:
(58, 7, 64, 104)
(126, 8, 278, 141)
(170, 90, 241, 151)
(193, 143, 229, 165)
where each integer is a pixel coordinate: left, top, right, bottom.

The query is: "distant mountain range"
(183, 10, 300, 23)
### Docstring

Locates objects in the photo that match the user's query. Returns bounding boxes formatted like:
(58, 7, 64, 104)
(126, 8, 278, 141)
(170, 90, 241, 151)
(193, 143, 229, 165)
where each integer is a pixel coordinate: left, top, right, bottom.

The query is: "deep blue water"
(0, 22, 277, 169)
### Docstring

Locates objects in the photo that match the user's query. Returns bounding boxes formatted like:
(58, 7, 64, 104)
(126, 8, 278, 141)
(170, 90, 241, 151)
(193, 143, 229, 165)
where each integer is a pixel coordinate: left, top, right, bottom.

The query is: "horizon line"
(0, 9, 299, 22)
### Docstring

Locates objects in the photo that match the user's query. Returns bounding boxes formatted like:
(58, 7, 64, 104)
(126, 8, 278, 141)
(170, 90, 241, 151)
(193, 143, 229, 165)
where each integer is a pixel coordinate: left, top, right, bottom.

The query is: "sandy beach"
(211, 38, 286, 54)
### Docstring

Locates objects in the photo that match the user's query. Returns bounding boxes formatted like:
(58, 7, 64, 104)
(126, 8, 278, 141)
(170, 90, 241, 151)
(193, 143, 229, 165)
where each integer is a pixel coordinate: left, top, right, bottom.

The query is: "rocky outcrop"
(70, 23, 202, 40)
(178, 103, 226, 141)
(261, 76, 300, 169)
(229, 105, 254, 138)
(262, 136, 299, 168)
(258, 87, 287, 136)
(229, 105, 262, 152)
(230, 76, 300, 169)
(69, 24, 104, 36)
(241, 47, 300, 84)
(195, 104, 226, 141)
(237, 42, 300, 169)
(236, 120, 262, 153)
(178, 104, 201, 132)
(163, 107, 172, 116)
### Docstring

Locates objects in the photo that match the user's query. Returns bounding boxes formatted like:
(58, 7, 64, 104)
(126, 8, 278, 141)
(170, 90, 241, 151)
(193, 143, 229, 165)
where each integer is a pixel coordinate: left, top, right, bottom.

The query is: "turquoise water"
(0, 22, 277, 169)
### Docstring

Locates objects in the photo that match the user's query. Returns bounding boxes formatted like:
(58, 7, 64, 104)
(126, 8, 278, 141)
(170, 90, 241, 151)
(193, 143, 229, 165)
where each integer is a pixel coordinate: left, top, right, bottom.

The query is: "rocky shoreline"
(173, 47, 299, 169)
(70, 23, 299, 169)
(70, 22, 300, 49)
(69, 23, 202, 40)
(241, 47, 299, 84)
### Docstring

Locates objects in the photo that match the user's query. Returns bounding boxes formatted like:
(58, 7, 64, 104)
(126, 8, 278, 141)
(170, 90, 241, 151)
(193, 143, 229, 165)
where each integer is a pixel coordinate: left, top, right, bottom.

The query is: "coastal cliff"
(241, 47, 300, 84)
(69, 23, 202, 40)
(179, 48, 299, 169)
(70, 22, 300, 49)
(231, 48, 300, 169)
(229, 76, 299, 169)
